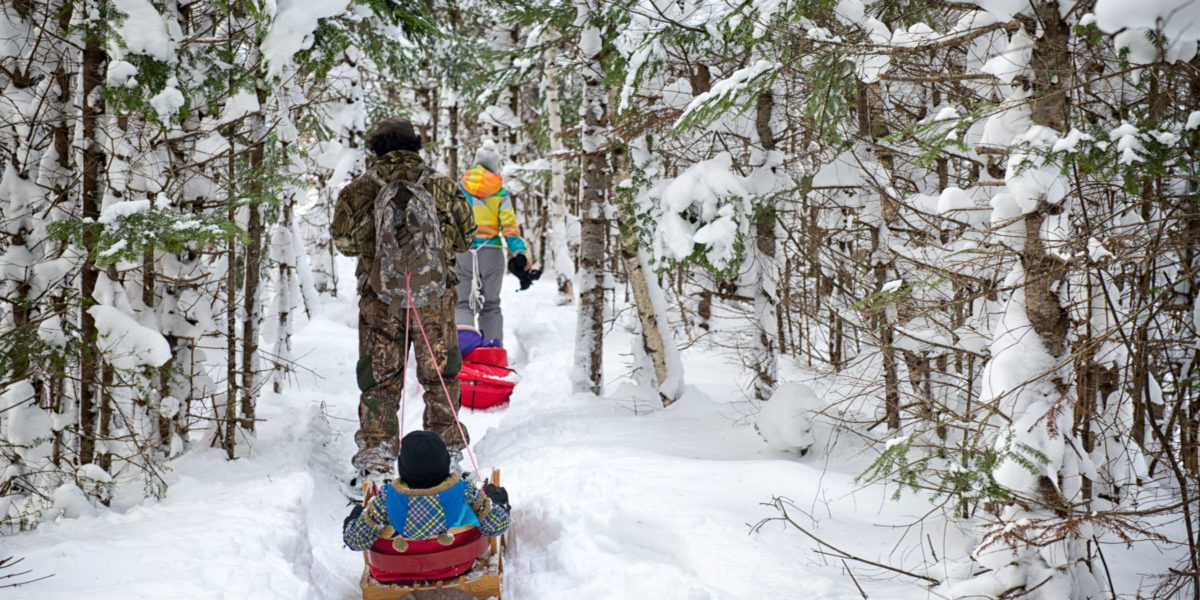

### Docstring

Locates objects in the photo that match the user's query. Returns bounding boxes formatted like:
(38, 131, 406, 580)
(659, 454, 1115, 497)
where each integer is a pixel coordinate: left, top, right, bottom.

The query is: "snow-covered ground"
(1, 267, 1172, 599)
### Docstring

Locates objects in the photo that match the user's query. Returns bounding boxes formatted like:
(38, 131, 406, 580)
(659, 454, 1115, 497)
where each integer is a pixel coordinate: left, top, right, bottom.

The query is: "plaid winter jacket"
(343, 473, 510, 552)
(330, 151, 476, 286)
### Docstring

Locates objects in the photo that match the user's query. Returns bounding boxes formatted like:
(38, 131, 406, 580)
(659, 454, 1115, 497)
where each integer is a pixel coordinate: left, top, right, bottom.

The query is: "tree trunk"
(78, 23, 106, 466)
(573, 30, 610, 396)
(698, 288, 712, 332)
(448, 98, 460, 178)
(507, 26, 521, 154)
(610, 128, 681, 406)
(273, 201, 296, 394)
(222, 19, 239, 458)
(1021, 1, 1071, 359)
(751, 90, 779, 401)
(857, 80, 901, 428)
(416, 69, 434, 144)
(144, 248, 176, 451)
(98, 365, 114, 475)
(431, 85, 440, 150)
(752, 207, 780, 401)
(240, 203, 261, 429)
(544, 41, 574, 304)
(50, 10, 72, 463)
(223, 214, 238, 457)
(876, 260, 901, 431)
(158, 334, 179, 454)
(240, 86, 268, 434)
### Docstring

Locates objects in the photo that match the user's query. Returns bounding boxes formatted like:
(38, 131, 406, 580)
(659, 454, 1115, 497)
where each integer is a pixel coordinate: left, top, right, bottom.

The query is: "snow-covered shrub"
(756, 382, 820, 454)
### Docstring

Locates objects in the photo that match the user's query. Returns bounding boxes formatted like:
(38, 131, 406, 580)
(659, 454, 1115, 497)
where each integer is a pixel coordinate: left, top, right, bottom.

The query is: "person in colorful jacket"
(454, 140, 530, 346)
(343, 431, 511, 559)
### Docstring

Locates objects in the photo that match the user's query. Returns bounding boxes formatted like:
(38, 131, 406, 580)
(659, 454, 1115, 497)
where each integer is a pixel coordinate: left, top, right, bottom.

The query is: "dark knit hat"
(397, 430, 450, 488)
(368, 117, 421, 156)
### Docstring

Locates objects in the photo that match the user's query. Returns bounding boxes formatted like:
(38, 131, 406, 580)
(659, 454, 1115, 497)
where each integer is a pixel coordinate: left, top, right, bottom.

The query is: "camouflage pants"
(353, 289, 467, 473)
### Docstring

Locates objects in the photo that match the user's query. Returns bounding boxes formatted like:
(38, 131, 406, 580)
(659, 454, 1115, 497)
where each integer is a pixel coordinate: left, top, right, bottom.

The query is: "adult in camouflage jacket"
(330, 118, 476, 481)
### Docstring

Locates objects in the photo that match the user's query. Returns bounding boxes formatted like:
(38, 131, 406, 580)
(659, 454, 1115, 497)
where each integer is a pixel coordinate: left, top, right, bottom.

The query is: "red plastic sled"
(360, 473, 505, 600)
(467, 347, 507, 368)
(458, 349, 516, 409)
(367, 528, 488, 582)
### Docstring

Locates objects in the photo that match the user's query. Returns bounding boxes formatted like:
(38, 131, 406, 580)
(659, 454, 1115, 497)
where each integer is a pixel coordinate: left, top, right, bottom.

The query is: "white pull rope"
(468, 247, 484, 311)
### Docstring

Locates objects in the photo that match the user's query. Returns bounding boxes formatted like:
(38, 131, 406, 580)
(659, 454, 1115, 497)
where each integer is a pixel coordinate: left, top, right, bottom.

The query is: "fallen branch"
(0, 556, 52, 588)
(752, 496, 940, 585)
(843, 558, 870, 599)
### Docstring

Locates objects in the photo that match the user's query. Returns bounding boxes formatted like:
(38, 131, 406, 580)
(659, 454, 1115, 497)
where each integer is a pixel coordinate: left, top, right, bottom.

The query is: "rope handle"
(403, 273, 483, 479)
(399, 288, 412, 436)
(467, 247, 484, 312)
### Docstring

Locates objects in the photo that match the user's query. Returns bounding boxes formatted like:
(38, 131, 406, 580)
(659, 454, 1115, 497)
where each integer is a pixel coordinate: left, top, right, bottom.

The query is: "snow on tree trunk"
(747, 209, 780, 403)
(872, 243, 901, 432)
(0, 0, 78, 524)
(301, 46, 367, 297)
(291, 219, 322, 318)
(611, 133, 682, 406)
(968, 4, 1104, 597)
(855, 79, 902, 431)
(447, 94, 460, 177)
(272, 203, 297, 394)
(747, 90, 779, 402)
(0, 0, 437, 516)
(543, 40, 574, 304)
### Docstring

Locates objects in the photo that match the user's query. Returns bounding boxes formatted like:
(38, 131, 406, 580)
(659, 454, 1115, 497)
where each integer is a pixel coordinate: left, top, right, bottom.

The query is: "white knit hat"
(473, 139, 502, 174)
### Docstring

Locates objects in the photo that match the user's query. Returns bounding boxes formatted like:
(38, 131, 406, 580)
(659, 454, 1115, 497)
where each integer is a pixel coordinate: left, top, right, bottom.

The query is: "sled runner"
(359, 471, 505, 600)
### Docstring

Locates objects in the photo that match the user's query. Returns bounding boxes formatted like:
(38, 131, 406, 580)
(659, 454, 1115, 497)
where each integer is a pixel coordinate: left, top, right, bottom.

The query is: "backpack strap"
(366, 166, 388, 188)
(367, 165, 425, 189)
(409, 167, 431, 188)
(393, 167, 432, 199)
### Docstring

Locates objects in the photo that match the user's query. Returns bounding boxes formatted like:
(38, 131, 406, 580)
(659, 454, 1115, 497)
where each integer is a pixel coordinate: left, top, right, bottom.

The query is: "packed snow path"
(7, 277, 948, 599)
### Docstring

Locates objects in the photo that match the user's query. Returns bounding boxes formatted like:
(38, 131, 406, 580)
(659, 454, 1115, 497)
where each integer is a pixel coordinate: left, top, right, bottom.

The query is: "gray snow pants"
(455, 246, 506, 344)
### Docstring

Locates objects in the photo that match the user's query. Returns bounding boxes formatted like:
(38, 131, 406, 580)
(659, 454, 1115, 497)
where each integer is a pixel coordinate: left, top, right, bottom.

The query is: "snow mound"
(757, 382, 820, 453)
(50, 483, 98, 520)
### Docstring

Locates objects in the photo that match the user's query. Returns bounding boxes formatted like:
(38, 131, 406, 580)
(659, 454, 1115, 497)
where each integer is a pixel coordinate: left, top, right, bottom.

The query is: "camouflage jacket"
(331, 151, 476, 287)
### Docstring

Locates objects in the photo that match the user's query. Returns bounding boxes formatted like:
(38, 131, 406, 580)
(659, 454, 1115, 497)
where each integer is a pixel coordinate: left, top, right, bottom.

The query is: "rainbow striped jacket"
(458, 166, 527, 254)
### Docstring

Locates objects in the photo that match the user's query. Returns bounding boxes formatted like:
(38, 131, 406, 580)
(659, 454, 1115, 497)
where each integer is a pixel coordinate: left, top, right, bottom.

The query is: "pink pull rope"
(404, 273, 482, 479)
(399, 291, 412, 437)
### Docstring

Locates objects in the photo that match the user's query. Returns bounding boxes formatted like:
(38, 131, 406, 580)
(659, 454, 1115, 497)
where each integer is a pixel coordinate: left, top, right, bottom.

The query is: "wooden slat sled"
(360, 470, 504, 600)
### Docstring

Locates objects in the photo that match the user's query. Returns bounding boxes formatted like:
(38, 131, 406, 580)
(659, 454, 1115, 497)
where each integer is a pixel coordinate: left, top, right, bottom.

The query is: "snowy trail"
(301, 280, 941, 599)
(5, 276, 940, 599)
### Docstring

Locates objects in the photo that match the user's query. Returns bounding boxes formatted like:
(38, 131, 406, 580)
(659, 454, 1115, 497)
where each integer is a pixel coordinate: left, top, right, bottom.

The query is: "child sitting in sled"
(343, 430, 511, 583)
